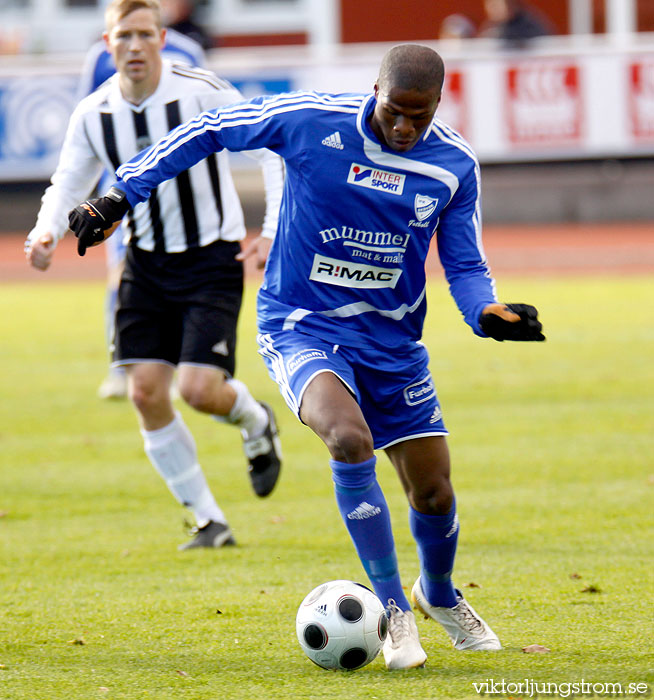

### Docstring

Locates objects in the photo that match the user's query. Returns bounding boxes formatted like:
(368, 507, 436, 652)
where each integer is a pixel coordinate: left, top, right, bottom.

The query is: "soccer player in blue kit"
(68, 43, 545, 670)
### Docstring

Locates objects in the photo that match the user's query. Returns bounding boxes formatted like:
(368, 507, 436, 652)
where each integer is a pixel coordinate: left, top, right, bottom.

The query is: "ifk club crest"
(414, 194, 438, 222)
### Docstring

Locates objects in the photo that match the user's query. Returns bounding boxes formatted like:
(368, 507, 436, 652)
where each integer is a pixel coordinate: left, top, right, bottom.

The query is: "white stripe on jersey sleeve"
(118, 93, 362, 181)
(430, 117, 478, 162)
(201, 92, 362, 130)
(430, 120, 485, 263)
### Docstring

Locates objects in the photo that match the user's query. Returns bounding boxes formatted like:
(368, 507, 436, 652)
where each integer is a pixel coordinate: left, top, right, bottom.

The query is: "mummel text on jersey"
(115, 91, 498, 348)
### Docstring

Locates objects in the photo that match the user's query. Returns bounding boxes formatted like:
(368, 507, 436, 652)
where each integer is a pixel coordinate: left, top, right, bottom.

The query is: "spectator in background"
(78, 6, 207, 400)
(438, 14, 476, 42)
(479, 0, 554, 47)
(161, 0, 212, 50)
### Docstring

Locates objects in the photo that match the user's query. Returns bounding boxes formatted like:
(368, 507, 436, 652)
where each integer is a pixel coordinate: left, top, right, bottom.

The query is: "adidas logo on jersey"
(321, 131, 344, 150)
(346, 501, 381, 520)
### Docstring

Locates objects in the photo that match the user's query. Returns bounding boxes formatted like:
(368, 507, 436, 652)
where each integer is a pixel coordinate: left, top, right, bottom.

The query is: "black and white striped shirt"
(30, 60, 283, 253)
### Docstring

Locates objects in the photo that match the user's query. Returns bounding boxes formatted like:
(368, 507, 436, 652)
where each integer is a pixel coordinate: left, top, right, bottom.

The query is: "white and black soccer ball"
(295, 580, 388, 671)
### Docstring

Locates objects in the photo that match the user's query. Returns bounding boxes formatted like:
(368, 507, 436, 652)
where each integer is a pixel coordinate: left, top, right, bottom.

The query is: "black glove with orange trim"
(68, 186, 129, 256)
(479, 303, 545, 341)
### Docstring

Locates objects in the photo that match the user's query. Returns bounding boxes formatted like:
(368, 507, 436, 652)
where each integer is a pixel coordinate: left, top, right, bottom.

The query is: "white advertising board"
(1, 39, 653, 182)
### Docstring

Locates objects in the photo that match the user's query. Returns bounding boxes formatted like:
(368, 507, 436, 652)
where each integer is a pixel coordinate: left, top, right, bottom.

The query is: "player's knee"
(129, 378, 165, 415)
(177, 368, 230, 414)
(178, 380, 213, 413)
(409, 476, 454, 515)
(323, 424, 374, 463)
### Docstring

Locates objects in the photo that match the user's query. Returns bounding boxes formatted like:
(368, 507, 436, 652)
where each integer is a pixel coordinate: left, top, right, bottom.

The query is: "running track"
(2, 223, 653, 283)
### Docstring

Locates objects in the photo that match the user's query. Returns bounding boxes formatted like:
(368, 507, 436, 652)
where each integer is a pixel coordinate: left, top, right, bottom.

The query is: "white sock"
(213, 378, 268, 439)
(141, 411, 227, 528)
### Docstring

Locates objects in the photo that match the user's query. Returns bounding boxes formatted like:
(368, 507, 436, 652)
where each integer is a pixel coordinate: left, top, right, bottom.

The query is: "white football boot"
(97, 369, 127, 400)
(382, 600, 428, 670)
(411, 578, 501, 651)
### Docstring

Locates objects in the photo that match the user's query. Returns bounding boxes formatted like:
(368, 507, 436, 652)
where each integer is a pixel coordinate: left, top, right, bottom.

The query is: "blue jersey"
(116, 91, 498, 349)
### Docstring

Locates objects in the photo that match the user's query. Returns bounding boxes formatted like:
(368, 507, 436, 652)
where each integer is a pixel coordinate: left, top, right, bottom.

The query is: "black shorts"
(113, 240, 244, 375)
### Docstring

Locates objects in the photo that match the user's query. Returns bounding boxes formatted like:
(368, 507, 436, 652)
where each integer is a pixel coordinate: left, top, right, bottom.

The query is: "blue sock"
(409, 500, 459, 608)
(331, 457, 410, 611)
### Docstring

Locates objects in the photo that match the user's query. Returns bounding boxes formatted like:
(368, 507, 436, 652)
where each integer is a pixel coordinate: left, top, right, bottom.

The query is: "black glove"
(68, 186, 130, 256)
(479, 303, 545, 342)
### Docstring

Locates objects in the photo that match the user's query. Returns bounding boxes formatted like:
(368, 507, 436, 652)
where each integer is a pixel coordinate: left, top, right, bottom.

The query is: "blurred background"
(1, 0, 653, 231)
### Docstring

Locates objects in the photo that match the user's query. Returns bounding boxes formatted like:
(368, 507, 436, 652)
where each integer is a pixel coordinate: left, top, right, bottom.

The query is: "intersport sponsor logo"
(347, 163, 405, 195)
(309, 254, 402, 289)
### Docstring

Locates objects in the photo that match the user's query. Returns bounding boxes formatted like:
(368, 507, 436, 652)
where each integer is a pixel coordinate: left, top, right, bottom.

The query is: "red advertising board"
(437, 69, 466, 137)
(505, 60, 582, 147)
(629, 58, 654, 141)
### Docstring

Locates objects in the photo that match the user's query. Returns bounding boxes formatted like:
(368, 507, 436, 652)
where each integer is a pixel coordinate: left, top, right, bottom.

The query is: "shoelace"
(386, 599, 412, 645)
(451, 600, 484, 633)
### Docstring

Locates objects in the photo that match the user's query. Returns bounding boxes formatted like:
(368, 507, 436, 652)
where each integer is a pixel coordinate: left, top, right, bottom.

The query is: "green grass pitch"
(1, 275, 652, 699)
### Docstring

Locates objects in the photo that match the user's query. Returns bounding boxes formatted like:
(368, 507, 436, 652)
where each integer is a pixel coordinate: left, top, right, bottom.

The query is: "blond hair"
(105, 0, 162, 30)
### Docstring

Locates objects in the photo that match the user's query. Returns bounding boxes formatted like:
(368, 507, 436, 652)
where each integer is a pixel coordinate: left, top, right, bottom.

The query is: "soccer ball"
(295, 580, 388, 671)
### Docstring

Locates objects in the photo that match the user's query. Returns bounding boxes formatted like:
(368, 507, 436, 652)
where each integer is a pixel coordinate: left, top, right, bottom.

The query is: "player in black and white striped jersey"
(25, 0, 285, 550)
(77, 18, 207, 401)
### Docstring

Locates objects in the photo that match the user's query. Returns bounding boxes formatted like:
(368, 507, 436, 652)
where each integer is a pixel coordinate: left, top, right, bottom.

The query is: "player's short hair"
(105, 0, 162, 31)
(378, 44, 445, 94)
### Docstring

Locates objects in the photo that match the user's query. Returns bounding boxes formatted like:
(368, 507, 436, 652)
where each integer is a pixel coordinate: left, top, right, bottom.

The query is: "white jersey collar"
(355, 94, 459, 198)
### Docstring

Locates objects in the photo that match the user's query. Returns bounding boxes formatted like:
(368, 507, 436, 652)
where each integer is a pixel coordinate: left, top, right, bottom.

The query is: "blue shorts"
(257, 330, 448, 450)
